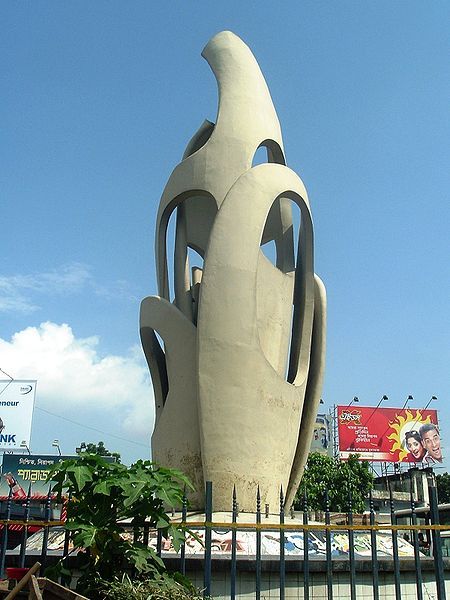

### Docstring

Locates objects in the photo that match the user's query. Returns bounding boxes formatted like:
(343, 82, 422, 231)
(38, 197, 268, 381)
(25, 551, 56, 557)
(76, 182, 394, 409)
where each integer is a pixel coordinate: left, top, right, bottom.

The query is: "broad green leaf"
(67, 465, 93, 491)
(123, 482, 146, 507)
(169, 526, 185, 552)
(93, 480, 111, 495)
(73, 525, 98, 548)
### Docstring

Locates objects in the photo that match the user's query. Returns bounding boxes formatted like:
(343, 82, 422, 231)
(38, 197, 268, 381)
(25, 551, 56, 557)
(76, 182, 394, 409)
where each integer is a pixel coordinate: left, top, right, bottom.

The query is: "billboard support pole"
(332, 404, 339, 460)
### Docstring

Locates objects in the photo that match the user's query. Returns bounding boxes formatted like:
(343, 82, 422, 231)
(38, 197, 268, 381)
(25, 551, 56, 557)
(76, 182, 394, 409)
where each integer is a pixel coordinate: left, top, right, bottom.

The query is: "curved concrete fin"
(288, 213, 315, 387)
(285, 275, 327, 508)
(140, 296, 196, 419)
(201, 31, 284, 159)
(139, 316, 168, 425)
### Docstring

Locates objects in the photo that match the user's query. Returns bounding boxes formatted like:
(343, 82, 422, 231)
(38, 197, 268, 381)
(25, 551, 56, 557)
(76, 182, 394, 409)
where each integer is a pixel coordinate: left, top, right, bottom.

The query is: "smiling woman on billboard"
(404, 430, 426, 462)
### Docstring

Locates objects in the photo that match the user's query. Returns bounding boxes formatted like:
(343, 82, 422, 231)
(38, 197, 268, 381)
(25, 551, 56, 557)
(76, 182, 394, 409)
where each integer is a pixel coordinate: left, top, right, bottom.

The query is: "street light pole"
(333, 397, 360, 460)
(19, 441, 31, 455)
(52, 439, 62, 456)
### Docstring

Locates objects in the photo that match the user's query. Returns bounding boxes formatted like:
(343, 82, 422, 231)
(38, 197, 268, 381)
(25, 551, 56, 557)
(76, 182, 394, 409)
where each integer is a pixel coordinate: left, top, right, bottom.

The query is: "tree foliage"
(47, 454, 193, 598)
(294, 452, 373, 513)
(436, 472, 450, 504)
(78, 440, 121, 463)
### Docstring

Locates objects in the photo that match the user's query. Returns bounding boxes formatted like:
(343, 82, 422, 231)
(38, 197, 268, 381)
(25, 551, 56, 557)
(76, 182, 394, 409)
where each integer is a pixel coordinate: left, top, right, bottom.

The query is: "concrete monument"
(140, 31, 326, 511)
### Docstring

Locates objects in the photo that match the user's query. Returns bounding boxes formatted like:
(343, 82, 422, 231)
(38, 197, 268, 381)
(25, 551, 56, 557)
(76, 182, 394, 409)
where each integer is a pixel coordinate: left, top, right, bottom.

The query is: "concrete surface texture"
(140, 31, 326, 511)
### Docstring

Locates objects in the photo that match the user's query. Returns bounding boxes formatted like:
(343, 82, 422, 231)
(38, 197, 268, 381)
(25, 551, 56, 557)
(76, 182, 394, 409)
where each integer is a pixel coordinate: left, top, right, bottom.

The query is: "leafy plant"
(47, 454, 194, 598)
(294, 452, 373, 513)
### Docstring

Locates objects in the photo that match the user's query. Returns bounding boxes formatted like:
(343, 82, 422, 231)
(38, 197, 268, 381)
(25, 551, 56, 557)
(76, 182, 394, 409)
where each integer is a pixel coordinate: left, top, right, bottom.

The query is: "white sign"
(0, 380, 36, 450)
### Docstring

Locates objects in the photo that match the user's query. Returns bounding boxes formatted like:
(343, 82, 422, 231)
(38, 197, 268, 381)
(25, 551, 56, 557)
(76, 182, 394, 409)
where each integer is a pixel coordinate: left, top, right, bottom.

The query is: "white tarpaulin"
(0, 380, 36, 450)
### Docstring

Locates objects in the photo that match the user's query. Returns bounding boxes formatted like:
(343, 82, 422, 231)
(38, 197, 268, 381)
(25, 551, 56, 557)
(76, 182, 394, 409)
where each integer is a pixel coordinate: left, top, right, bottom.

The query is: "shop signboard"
(0, 454, 76, 499)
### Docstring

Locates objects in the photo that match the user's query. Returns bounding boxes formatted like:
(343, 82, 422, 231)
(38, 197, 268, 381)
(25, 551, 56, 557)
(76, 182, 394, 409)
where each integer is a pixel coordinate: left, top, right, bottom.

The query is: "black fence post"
(429, 476, 446, 600)
(156, 527, 162, 557)
(19, 484, 32, 568)
(324, 490, 333, 600)
(389, 483, 401, 600)
(369, 490, 379, 600)
(40, 485, 52, 571)
(347, 489, 356, 600)
(256, 486, 261, 600)
(0, 488, 12, 577)
(302, 492, 310, 600)
(132, 516, 139, 544)
(279, 486, 285, 600)
(203, 481, 212, 598)
(180, 487, 187, 577)
(231, 485, 237, 600)
(409, 475, 423, 600)
(143, 520, 150, 549)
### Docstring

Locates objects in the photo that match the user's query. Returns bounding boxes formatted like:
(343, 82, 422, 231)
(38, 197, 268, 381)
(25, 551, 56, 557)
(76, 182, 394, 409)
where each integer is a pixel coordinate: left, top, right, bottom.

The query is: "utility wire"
(0, 368, 14, 397)
(1, 369, 149, 449)
(34, 405, 149, 448)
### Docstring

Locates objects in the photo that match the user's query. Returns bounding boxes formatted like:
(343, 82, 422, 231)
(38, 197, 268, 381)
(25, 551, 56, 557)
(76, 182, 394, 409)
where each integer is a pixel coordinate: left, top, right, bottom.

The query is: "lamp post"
(19, 440, 31, 455)
(52, 439, 62, 456)
(403, 394, 413, 410)
(423, 395, 438, 411)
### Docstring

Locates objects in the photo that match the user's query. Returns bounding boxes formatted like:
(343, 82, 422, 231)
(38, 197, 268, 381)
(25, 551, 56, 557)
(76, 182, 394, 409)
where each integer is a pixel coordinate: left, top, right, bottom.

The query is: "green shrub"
(99, 573, 204, 600)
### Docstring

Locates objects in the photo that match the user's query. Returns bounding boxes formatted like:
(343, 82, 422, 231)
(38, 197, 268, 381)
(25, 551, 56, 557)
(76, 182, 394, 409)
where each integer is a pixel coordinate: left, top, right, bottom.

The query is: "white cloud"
(0, 322, 155, 440)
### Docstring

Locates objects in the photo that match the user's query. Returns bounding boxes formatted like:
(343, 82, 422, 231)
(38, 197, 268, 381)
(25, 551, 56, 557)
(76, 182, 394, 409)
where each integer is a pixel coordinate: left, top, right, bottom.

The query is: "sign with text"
(0, 454, 76, 499)
(0, 380, 36, 450)
(337, 405, 441, 464)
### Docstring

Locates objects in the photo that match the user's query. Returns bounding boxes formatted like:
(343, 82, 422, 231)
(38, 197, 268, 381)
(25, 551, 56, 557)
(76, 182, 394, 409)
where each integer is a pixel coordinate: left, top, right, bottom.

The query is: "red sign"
(337, 406, 441, 464)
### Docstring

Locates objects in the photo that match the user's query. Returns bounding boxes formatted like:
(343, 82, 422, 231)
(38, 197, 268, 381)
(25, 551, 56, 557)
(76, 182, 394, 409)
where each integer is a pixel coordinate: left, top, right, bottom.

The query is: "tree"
(436, 472, 450, 503)
(77, 440, 121, 463)
(48, 454, 193, 598)
(294, 452, 373, 513)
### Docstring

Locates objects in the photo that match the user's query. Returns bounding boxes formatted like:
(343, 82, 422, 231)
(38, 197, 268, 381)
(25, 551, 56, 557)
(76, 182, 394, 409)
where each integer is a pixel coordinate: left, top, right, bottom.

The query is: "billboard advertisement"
(337, 405, 441, 464)
(0, 380, 36, 450)
(0, 454, 76, 499)
(309, 413, 333, 456)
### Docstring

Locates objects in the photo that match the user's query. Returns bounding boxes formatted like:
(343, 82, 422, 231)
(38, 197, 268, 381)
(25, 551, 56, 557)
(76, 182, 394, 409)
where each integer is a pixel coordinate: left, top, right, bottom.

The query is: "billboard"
(0, 454, 76, 499)
(309, 413, 333, 456)
(337, 406, 441, 464)
(0, 380, 36, 450)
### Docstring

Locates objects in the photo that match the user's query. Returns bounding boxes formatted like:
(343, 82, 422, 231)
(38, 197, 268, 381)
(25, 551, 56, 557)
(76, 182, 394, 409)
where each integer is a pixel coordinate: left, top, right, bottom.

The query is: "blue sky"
(1, 2, 449, 468)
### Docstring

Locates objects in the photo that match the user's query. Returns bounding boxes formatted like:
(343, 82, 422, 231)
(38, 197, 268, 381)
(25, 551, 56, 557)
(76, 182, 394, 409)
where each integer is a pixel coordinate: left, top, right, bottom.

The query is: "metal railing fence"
(164, 480, 449, 600)
(0, 481, 449, 600)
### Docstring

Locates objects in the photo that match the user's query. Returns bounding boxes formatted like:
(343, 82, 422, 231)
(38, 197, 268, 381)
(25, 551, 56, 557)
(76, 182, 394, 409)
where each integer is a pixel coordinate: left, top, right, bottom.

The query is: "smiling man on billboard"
(420, 423, 443, 464)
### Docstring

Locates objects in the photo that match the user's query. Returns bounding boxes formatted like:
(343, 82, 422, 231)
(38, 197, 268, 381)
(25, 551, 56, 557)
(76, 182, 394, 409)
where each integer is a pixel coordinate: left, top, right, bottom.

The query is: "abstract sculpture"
(140, 31, 326, 511)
